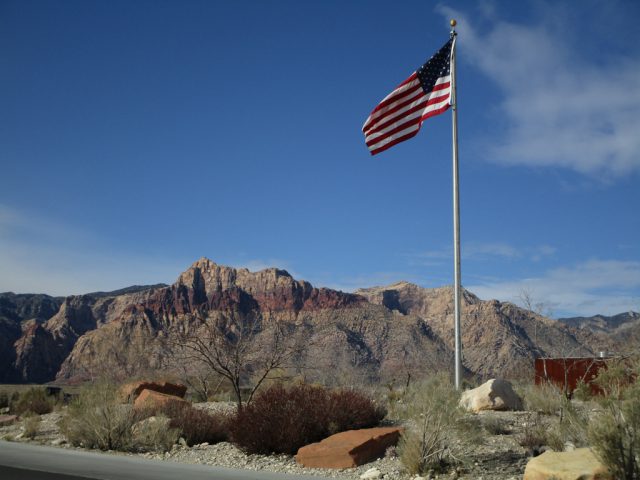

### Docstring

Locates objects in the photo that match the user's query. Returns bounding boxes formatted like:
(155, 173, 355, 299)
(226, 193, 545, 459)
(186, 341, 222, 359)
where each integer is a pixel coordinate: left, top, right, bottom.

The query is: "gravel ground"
(0, 405, 535, 480)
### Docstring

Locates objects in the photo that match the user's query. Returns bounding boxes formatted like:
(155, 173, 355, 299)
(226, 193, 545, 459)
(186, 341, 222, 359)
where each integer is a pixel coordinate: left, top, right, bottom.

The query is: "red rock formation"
(0, 415, 18, 427)
(3, 258, 613, 384)
(120, 381, 187, 402)
(133, 389, 189, 410)
(295, 427, 402, 468)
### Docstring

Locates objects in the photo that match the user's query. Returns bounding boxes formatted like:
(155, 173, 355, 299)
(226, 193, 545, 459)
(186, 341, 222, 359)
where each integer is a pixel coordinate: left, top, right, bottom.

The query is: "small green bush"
(60, 382, 136, 451)
(135, 402, 229, 447)
(572, 379, 593, 401)
(11, 388, 54, 415)
(522, 382, 563, 415)
(518, 397, 589, 454)
(131, 415, 180, 452)
(588, 359, 640, 479)
(517, 412, 549, 453)
(22, 414, 41, 439)
(229, 384, 385, 454)
(397, 374, 469, 475)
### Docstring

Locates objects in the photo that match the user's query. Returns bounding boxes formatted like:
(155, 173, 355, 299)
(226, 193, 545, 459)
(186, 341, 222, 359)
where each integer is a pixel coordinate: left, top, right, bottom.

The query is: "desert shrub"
(325, 389, 387, 435)
(518, 396, 589, 455)
(522, 382, 563, 415)
(137, 402, 229, 447)
(456, 414, 484, 446)
(517, 412, 549, 453)
(588, 359, 640, 479)
(397, 374, 468, 475)
(22, 413, 41, 439)
(168, 406, 229, 446)
(481, 416, 510, 435)
(11, 388, 54, 415)
(229, 384, 385, 454)
(0, 392, 9, 409)
(572, 379, 593, 401)
(59, 382, 136, 451)
(556, 399, 588, 448)
(131, 415, 180, 452)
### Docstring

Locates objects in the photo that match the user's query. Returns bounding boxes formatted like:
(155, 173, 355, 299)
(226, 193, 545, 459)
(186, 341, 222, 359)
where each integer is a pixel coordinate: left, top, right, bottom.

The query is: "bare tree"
(169, 312, 306, 410)
(519, 287, 554, 348)
(165, 356, 227, 402)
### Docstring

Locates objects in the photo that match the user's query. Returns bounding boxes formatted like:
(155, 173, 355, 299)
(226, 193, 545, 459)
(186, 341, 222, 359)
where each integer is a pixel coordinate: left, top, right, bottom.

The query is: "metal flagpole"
(449, 19, 463, 390)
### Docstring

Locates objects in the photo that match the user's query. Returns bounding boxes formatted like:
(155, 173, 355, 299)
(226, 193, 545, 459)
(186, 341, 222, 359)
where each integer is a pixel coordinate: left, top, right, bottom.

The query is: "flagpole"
(450, 19, 462, 390)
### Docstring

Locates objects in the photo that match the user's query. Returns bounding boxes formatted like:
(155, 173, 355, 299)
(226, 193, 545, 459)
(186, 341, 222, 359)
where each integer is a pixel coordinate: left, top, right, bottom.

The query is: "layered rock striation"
(1, 258, 627, 384)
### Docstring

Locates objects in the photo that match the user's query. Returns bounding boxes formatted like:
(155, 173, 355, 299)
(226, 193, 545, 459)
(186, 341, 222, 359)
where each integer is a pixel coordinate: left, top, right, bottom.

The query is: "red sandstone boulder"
(133, 389, 189, 410)
(120, 381, 187, 402)
(0, 414, 18, 427)
(295, 427, 402, 469)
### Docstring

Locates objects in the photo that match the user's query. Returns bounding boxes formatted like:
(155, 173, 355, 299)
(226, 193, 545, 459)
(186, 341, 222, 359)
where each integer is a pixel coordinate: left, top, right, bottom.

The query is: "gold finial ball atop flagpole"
(450, 19, 457, 27)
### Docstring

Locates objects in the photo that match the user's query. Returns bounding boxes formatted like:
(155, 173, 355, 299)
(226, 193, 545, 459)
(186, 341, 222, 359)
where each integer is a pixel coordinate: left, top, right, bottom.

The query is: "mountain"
(0, 293, 64, 383)
(1, 259, 631, 385)
(0, 287, 165, 383)
(558, 311, 640, 334)
(356, 282, 604, 378)
(54, 259, 453, 385)
(558, 311, 640, 354)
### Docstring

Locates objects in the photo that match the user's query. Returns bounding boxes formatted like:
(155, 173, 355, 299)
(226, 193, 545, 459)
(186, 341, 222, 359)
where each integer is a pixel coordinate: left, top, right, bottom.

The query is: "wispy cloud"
(410, 242, 556, 265)
(437, 2, 640, 178)
(467, 259, 640, 317)
(0, 205, 188, 296)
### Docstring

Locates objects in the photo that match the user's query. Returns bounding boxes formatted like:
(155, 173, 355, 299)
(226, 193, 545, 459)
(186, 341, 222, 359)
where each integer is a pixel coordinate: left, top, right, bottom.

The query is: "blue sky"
(1, 0, 639, 317)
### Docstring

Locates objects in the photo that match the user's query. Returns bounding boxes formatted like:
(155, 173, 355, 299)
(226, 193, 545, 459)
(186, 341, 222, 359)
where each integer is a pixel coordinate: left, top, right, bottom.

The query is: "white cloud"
(438, 3, 640, 178)
(467, 259, 640, 316)
(0, 205, 187, 296)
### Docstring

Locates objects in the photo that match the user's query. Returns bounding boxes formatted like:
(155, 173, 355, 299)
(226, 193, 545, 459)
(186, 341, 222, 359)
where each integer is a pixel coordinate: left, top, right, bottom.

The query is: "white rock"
(361, 467, 382, 480)
(459, 378, 523, 413)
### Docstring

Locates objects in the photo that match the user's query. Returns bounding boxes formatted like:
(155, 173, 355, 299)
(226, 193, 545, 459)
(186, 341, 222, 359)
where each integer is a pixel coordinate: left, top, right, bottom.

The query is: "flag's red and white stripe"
(363, 74, 451, 155)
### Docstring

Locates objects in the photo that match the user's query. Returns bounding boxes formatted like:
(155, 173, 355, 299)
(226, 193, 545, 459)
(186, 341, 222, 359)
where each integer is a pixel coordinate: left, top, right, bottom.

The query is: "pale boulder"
(459, 378, 523, 412)
(360, 467, 382, 479)
(523, 448, 612, 480)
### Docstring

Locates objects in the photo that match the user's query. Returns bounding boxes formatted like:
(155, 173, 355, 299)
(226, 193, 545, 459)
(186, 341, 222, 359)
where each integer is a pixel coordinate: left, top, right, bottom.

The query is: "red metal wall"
(534, 357, 608, 395)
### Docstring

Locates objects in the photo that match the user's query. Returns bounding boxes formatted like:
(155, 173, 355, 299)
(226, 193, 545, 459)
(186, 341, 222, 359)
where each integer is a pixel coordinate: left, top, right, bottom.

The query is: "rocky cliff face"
(2, 259, 630, 385)
(55, 259, 451, 384)
(0, 293, 64, 382)
(356, 282, 606, 379)
(559, 311, 640, 355)
(559, 311, 640, 334)
(3, 287, 165, 383)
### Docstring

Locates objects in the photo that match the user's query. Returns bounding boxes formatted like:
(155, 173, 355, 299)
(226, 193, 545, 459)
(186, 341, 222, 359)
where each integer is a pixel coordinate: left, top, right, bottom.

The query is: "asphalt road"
(0, 441, 328, 480)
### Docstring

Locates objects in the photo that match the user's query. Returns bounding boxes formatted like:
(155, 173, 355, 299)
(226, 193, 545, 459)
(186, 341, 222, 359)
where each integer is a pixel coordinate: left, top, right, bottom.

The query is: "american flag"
(363, 38, 453, 155)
